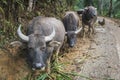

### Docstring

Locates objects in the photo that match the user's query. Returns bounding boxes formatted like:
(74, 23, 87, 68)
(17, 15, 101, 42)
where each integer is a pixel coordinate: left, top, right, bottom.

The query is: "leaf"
(37, 73, 48, 80)
(0, 6, 5, 15)
(2, 0, 7, 5)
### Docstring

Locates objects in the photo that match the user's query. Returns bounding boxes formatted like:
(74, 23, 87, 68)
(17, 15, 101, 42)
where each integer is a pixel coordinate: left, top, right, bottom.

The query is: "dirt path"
(74, 17, 120, 80)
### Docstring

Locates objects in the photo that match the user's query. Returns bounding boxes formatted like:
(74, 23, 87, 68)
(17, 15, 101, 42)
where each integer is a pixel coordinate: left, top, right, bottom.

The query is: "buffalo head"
(17, 25, 60, 70)
(63, 11, 82, 47)
(65, 27, 82, 47)
(84, 6, 97, 19)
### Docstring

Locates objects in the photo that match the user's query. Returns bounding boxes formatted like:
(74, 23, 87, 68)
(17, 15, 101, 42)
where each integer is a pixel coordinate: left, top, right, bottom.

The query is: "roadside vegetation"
(0, 0, 120, 47)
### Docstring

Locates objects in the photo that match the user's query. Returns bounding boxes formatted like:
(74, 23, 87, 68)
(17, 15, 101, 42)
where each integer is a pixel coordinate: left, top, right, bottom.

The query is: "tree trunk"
(27, 0, 33, 12)
(13, 1, 19, 23)
(108, 0, 113, 17)
(98, 0, 103, 15)
(84, 0, 94, 7)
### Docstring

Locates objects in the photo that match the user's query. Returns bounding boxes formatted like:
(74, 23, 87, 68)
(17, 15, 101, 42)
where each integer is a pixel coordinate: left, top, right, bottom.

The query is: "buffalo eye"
(40, 47, 46, 51)
(28, 47, 33, 50)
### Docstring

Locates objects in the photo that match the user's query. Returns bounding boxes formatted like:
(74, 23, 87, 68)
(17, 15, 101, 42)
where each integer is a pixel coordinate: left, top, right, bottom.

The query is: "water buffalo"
(78, 6, 97, 37)
(62, 11, 82, 47)
(17, 16, 65, 71)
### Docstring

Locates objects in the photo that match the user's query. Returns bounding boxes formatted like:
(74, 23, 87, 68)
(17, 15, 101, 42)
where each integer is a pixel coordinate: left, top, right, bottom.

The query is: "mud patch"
(0, 48, 30, 80)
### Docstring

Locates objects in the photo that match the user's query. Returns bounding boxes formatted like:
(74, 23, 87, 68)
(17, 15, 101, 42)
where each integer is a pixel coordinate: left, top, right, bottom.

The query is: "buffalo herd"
(17, 6, 97, 71)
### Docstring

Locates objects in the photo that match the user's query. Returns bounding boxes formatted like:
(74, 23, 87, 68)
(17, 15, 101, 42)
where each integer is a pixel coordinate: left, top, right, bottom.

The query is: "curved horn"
(84, 7, 88, 10)
(75, 27, 82, 34)
(45, 26, 55, 42)
(17, 24, 29, 41)
(65, 32, 67, 34)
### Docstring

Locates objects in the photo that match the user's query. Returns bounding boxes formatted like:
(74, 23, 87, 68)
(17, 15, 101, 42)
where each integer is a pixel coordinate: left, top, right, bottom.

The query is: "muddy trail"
(0, 17, 120, 80)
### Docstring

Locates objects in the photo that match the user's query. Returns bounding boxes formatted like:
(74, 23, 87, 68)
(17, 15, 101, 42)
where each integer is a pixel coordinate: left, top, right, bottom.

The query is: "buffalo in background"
(62, 11, 82, 47)
(77, 6, 97, 37)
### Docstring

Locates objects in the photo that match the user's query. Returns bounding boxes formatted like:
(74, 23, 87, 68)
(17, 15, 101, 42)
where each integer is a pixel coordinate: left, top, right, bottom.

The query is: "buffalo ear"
(10, 41, 27, 49)
(48, 41, 61, 47)
(77, 9, 84, 15)
(84, 7, 88, 10)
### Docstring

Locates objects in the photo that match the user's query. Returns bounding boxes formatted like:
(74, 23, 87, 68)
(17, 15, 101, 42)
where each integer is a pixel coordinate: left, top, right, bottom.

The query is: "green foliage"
(114, 11, 120, 18)
(0, 0, 75, 47)
(0, 6, 4, 15)
(74, 0, 84, 10)
(74, 0, 120, 19)
(36, 73, 48, 80)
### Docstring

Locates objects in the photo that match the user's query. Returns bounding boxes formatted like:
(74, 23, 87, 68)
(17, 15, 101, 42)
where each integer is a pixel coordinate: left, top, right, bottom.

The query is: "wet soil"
(0, 48, 30, 80)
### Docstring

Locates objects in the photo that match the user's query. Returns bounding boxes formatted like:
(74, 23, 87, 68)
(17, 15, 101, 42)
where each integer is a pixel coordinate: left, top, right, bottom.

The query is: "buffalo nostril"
(34, 63, 46, 70)
(32, 63, 43, 69)
(32, 68, 36, 71)
(35, 63, 42, 68)
(32, 62, 46, 70)
(70, 44, 74, 47)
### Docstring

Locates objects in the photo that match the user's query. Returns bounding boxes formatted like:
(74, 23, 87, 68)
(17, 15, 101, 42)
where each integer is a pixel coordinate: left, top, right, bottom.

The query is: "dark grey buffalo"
(62, 11, 82, 47)
(78, 6, 97, 37)
(17, 16, 65, 71)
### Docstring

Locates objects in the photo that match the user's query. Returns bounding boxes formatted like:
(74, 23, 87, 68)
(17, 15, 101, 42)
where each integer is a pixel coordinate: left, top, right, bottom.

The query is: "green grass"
(22, 59, 93, 80)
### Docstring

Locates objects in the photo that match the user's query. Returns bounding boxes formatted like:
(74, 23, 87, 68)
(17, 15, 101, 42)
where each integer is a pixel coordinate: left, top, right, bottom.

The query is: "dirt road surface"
(74, 17, 120, 80)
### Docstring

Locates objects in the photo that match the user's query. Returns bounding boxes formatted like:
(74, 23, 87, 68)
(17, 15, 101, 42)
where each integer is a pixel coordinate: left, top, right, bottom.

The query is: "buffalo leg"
(46, 57, 51, 73)
(45, 47, 54, 73)
(92, 24, 95, 34)
(82, 23, 85, 38)
(87, 25, 91, 37)
(55, 47, 60, 63)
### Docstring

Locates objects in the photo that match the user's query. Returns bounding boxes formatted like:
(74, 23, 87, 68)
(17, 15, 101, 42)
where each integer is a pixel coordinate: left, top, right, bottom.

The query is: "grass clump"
(23, 59, 79, 80)
(23, 60, 93, 80)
